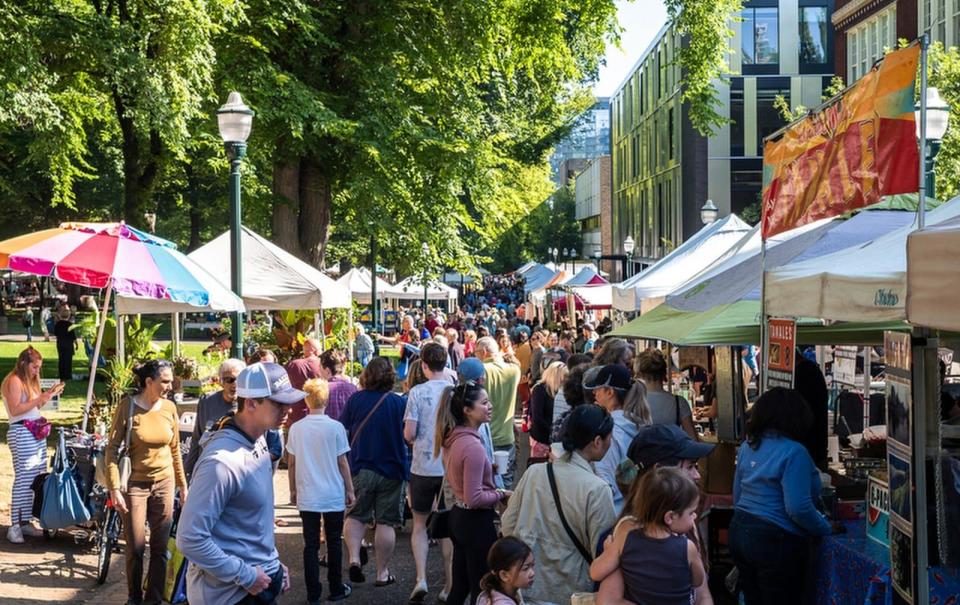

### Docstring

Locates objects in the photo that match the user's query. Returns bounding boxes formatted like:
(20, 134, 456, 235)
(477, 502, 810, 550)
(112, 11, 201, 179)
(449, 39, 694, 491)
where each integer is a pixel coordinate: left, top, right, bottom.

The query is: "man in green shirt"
(474, 336, 521, 488)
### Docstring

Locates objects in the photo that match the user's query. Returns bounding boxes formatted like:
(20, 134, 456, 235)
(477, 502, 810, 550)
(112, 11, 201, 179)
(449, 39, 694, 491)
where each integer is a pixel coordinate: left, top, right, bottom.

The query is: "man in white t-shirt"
(403, 342, 456, 603)
(287, 378, 356, 604)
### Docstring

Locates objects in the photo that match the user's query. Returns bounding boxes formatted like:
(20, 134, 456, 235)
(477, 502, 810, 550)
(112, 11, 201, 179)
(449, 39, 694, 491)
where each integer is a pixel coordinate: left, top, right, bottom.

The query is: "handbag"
(118, 398, 136, 492)
(546, 462, 593, 564)
(426, 508, 451, 540)
(39, 431, 91, 529)
(22, 417, 51, 440)
(30, 472, 50, 519)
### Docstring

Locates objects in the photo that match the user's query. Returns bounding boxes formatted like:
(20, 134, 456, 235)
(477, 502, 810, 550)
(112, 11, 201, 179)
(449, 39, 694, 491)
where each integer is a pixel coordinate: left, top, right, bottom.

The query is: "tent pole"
(315, 311, 323, 351)
(348, 307, 354, 377)
(82, 281, 113, 433)
(918, 34, 929, 229)
(171, 312, 181, 358)
(760, 236, 768, 393)
(117, 314, 125, 366)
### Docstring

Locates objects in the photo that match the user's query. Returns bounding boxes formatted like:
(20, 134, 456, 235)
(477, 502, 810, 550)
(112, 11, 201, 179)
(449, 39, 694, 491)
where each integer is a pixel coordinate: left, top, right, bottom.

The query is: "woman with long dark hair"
(104, 358, 187, 605)
(434, 382, 511, 605)
(729, 387, 833, 605)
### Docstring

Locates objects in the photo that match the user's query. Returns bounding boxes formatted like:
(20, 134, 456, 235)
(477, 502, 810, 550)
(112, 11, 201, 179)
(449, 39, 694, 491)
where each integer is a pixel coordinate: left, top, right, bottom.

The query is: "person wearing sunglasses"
(105, 358, 188, 605)
(501, 404, 616, 605)
(184, 358, 246, 480)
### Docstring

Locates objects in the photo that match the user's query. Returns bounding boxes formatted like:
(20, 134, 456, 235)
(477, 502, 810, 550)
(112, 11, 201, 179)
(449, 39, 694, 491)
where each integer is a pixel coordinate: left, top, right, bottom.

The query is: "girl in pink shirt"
(478, 537, 535, 605)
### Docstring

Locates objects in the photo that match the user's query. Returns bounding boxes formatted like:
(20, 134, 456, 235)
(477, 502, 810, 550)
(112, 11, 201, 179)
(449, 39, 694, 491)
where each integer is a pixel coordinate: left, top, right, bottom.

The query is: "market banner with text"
(761, 44, 921, 239)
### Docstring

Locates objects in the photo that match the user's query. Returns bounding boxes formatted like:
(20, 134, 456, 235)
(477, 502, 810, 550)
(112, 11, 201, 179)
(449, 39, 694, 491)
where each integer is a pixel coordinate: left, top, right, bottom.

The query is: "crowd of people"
(1, 274, 840, 605)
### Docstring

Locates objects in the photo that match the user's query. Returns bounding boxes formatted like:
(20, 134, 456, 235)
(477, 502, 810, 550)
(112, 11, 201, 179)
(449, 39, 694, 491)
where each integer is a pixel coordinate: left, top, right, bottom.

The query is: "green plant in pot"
(95, 355, 136, 430)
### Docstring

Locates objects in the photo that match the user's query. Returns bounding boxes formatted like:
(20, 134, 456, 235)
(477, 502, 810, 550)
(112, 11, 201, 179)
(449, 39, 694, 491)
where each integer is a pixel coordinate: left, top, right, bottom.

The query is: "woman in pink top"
(434, 382, 511, 605)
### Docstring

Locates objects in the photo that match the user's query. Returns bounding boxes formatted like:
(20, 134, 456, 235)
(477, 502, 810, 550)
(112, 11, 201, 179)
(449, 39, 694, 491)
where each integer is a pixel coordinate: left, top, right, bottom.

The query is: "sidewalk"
(0, 469, 443, 603)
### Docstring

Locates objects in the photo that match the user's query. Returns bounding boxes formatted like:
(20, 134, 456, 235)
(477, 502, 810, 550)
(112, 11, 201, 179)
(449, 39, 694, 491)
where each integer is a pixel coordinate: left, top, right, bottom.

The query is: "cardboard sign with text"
(766, 318, 796, 389)
(39, 378, 59, 411)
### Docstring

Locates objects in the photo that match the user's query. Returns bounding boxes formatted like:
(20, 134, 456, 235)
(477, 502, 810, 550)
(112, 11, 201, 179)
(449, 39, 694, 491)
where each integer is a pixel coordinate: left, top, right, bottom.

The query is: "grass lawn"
(0, 339, 208, 522)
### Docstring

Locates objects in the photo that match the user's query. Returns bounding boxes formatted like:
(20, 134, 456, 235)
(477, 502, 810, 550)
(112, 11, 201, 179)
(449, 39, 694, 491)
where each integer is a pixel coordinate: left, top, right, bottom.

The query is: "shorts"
(408, 474, 444, 514)
(349, 469, 404, 526)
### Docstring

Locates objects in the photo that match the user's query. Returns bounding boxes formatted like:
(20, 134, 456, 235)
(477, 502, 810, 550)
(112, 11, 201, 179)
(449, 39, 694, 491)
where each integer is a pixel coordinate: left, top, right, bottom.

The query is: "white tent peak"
(337, 267, 392, 304)
(188, 226, 351, 310)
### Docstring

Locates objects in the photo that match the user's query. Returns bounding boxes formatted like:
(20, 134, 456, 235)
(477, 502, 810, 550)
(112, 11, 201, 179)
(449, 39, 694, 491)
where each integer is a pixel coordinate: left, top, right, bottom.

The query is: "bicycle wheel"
(95, 508, 119, 585)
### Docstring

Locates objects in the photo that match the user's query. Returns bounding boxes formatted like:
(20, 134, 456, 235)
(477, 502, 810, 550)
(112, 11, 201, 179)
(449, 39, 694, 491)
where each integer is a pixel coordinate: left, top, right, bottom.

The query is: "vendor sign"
(761, 44, 921, 239)
(40, 378, 59, 411)
(833, 345, 858, 387)
(867, 473, 890, 547)
(766, 318, 796, 389)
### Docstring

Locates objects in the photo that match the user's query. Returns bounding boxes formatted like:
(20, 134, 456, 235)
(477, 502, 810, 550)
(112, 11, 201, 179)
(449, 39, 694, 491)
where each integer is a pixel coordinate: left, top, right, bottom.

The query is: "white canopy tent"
(562, 265, 608, 286)
(907, 214, 960, 331)
(386, 276, 458, 310)
(612, 214, 752, 312)
(443, 268, 489, 286)
(766, 197, 960, 322)
(337, 267, 392, 305)
(189, 226, 351, 310)
(523, 264, 561, 294)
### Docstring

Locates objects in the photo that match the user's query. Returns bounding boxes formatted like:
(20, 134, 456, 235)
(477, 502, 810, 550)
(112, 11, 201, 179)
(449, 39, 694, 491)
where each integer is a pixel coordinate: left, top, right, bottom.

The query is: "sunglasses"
(221, 376, 238, 384)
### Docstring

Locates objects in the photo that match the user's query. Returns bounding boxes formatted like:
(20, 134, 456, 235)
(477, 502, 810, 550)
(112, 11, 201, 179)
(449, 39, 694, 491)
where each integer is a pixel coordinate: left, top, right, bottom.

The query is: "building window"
(849, 30, 859, 81)
(799, 7, 828, 65)
(742, 7, 779, 64)
(730, 83, 745, 156)
(756, 84, 791, 153)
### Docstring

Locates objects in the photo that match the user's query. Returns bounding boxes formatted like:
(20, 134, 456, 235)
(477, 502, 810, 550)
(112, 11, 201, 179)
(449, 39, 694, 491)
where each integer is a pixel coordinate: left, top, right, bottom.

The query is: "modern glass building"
(610, 0, 835, 261)
(549, 98, 612, 186)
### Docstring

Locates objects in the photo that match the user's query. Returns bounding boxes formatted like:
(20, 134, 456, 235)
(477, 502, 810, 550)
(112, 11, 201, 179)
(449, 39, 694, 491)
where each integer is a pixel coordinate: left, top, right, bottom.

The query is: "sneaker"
(328, 584, 353, 602)
(6, 525, 24, 544)
(20, 524, 43, 537)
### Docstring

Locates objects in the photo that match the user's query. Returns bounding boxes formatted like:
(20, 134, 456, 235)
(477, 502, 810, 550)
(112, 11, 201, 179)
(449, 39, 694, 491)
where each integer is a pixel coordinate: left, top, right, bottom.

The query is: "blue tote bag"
(40, 431, 91, 529)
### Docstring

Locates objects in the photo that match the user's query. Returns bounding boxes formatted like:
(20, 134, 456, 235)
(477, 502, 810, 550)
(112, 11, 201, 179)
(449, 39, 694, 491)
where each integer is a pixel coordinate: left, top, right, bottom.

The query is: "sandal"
(374, 575, 397, 587)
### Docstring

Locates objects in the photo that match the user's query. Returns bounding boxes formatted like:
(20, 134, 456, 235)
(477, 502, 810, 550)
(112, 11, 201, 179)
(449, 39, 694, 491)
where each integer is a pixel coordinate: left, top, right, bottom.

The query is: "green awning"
(611, 300, 910, 346)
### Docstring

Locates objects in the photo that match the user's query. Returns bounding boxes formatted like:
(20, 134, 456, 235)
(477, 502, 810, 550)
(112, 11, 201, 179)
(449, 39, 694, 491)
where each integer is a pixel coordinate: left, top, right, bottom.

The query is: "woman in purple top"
(434, 383, 511, 605)
(319, 350, 357, 421)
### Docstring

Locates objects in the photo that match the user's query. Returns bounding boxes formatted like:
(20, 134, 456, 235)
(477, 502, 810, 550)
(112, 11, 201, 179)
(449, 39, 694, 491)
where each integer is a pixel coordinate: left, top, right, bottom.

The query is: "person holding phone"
(3, 347, 63, 543)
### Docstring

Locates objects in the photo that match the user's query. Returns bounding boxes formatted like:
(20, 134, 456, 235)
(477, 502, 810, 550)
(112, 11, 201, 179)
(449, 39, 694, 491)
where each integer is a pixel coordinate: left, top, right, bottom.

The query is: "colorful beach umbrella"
(0, 222, 239, 431)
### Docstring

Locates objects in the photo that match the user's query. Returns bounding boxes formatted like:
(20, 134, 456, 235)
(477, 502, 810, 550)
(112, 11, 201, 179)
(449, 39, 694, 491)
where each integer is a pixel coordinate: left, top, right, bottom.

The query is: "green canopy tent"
(610, 300, 910, 346)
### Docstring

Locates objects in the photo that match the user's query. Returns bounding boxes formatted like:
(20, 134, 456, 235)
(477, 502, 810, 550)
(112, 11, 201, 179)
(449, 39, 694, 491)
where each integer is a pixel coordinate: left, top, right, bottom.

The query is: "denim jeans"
(300, 510, 345, 601)
(729, 510, 813, 605)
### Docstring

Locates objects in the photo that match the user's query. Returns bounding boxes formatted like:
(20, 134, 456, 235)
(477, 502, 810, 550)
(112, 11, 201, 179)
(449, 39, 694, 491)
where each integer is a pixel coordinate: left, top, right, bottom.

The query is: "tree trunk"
(272, 159, 302, 257)
(298, 158, 332, 268)
(114, 89, 162, 228)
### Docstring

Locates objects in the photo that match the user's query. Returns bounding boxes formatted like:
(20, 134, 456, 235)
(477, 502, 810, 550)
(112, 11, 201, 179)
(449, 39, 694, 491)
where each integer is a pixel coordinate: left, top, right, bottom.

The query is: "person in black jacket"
(526, 361, 568, 465)
(794, 351, 829, 471)
(52, 306, 76, 382)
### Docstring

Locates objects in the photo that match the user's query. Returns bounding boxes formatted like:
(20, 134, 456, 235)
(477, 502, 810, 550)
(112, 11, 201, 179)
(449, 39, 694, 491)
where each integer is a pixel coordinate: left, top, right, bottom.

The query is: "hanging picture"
(885, 332, 912, 449)
(887, 447, 912, 525)
(890, 520, 914, 603)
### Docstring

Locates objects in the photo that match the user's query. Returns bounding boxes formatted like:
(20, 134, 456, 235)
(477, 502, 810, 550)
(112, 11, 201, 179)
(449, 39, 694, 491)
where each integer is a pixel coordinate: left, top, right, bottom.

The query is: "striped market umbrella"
(0, 222, 238, 430)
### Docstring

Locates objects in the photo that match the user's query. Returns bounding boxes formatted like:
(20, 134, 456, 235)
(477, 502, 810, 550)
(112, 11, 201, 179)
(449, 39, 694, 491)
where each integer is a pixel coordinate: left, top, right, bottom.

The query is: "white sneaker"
(20, 524, 43, 537)
(6, 525, 24, 544)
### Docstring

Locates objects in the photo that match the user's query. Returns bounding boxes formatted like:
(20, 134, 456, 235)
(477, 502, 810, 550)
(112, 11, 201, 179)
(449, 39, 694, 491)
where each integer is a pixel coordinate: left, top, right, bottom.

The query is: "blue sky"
(594, 0, 669, 97)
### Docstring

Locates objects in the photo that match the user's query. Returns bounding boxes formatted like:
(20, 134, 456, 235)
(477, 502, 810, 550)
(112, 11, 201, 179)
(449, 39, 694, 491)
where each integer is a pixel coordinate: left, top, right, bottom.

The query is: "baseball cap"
(458, 357, 485, 383)
(236, 362, 305, 404)
(626, 424, 716, 470)
(584, 364, 631, 391)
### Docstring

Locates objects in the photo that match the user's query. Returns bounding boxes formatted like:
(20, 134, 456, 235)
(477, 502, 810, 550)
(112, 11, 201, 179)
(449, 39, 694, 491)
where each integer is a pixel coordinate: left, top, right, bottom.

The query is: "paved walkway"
(0, 469, 445, 604)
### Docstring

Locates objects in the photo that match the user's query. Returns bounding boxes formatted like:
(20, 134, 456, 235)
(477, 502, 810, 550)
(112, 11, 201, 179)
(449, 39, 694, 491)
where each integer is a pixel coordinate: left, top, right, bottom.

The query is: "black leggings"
(448, 506, 498, 605)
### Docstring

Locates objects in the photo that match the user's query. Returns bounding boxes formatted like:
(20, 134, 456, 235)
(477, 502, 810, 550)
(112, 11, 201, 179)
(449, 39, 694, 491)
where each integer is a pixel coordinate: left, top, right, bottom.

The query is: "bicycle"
(62, 427, 124, 584)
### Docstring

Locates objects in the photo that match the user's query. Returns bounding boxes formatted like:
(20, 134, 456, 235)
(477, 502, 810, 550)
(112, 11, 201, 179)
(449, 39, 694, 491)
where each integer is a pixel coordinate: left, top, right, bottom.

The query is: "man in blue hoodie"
(178, 362, 305, 605)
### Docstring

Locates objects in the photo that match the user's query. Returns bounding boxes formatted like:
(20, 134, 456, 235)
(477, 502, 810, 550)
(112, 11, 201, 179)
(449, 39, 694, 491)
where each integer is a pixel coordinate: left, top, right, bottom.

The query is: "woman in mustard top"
(105, 359, 188, 605)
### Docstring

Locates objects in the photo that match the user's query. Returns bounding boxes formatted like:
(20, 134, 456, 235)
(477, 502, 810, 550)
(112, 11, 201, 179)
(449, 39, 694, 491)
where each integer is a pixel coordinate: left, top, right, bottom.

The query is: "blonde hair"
(2, 346, 42, 401)
(623, 379, 651, 427)
(539, 361, 568, 398)
(302, 378, 330, 410)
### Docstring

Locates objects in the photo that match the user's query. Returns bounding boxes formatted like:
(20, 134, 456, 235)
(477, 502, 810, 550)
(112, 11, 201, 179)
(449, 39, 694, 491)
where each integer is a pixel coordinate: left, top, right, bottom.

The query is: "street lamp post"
(700, 199, 719, 225)
(915, 87, 950, 205)
(623, 235, 636, 279)
(562, 248, 569, 274)
(550, 247, 558, 265)
(421, 242, 430, 312)
(217, 92, 254, 360)
(593, 249, 601, 273)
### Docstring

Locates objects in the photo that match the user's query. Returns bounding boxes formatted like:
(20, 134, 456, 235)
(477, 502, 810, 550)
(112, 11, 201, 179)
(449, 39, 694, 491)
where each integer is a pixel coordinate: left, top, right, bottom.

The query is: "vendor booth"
(385, 276, 458, 312)
(337, 266, 392, 305)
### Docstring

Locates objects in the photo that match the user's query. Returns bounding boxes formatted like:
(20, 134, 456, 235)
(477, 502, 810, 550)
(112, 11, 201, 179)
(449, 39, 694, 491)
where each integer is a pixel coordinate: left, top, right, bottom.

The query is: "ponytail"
(480, 537, 532, 605)
(433, 385, 458, 459)
(622, 379, 651, 428)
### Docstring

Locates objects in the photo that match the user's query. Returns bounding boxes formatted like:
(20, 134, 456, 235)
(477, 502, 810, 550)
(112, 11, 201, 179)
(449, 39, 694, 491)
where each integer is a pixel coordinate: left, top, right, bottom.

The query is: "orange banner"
(761, 44, 921, 239)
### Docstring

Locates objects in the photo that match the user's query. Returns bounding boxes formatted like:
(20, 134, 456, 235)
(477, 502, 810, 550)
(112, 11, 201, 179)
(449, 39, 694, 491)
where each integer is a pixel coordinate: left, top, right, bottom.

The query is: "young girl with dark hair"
(477, 537, 536, 605)
(591, 467, 705, 605)
(435, 383, 511, 605)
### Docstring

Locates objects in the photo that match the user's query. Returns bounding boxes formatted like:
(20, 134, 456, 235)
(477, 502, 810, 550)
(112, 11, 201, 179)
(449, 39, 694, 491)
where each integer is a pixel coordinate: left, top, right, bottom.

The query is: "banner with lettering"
(766, 318, 796, 389)
(761, 44, 921, 239)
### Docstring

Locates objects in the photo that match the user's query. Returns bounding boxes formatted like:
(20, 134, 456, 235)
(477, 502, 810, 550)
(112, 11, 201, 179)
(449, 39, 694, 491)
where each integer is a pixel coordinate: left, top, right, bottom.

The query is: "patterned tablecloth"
(814, 521, 960, 605)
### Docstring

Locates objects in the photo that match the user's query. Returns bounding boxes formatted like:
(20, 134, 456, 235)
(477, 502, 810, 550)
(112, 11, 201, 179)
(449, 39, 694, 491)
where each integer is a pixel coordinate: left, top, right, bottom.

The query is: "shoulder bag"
(546, 462, 593, 564)
(39, 431, 91, 529)
(349, 391, 391, 448)
(118, 397, 136, 492)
